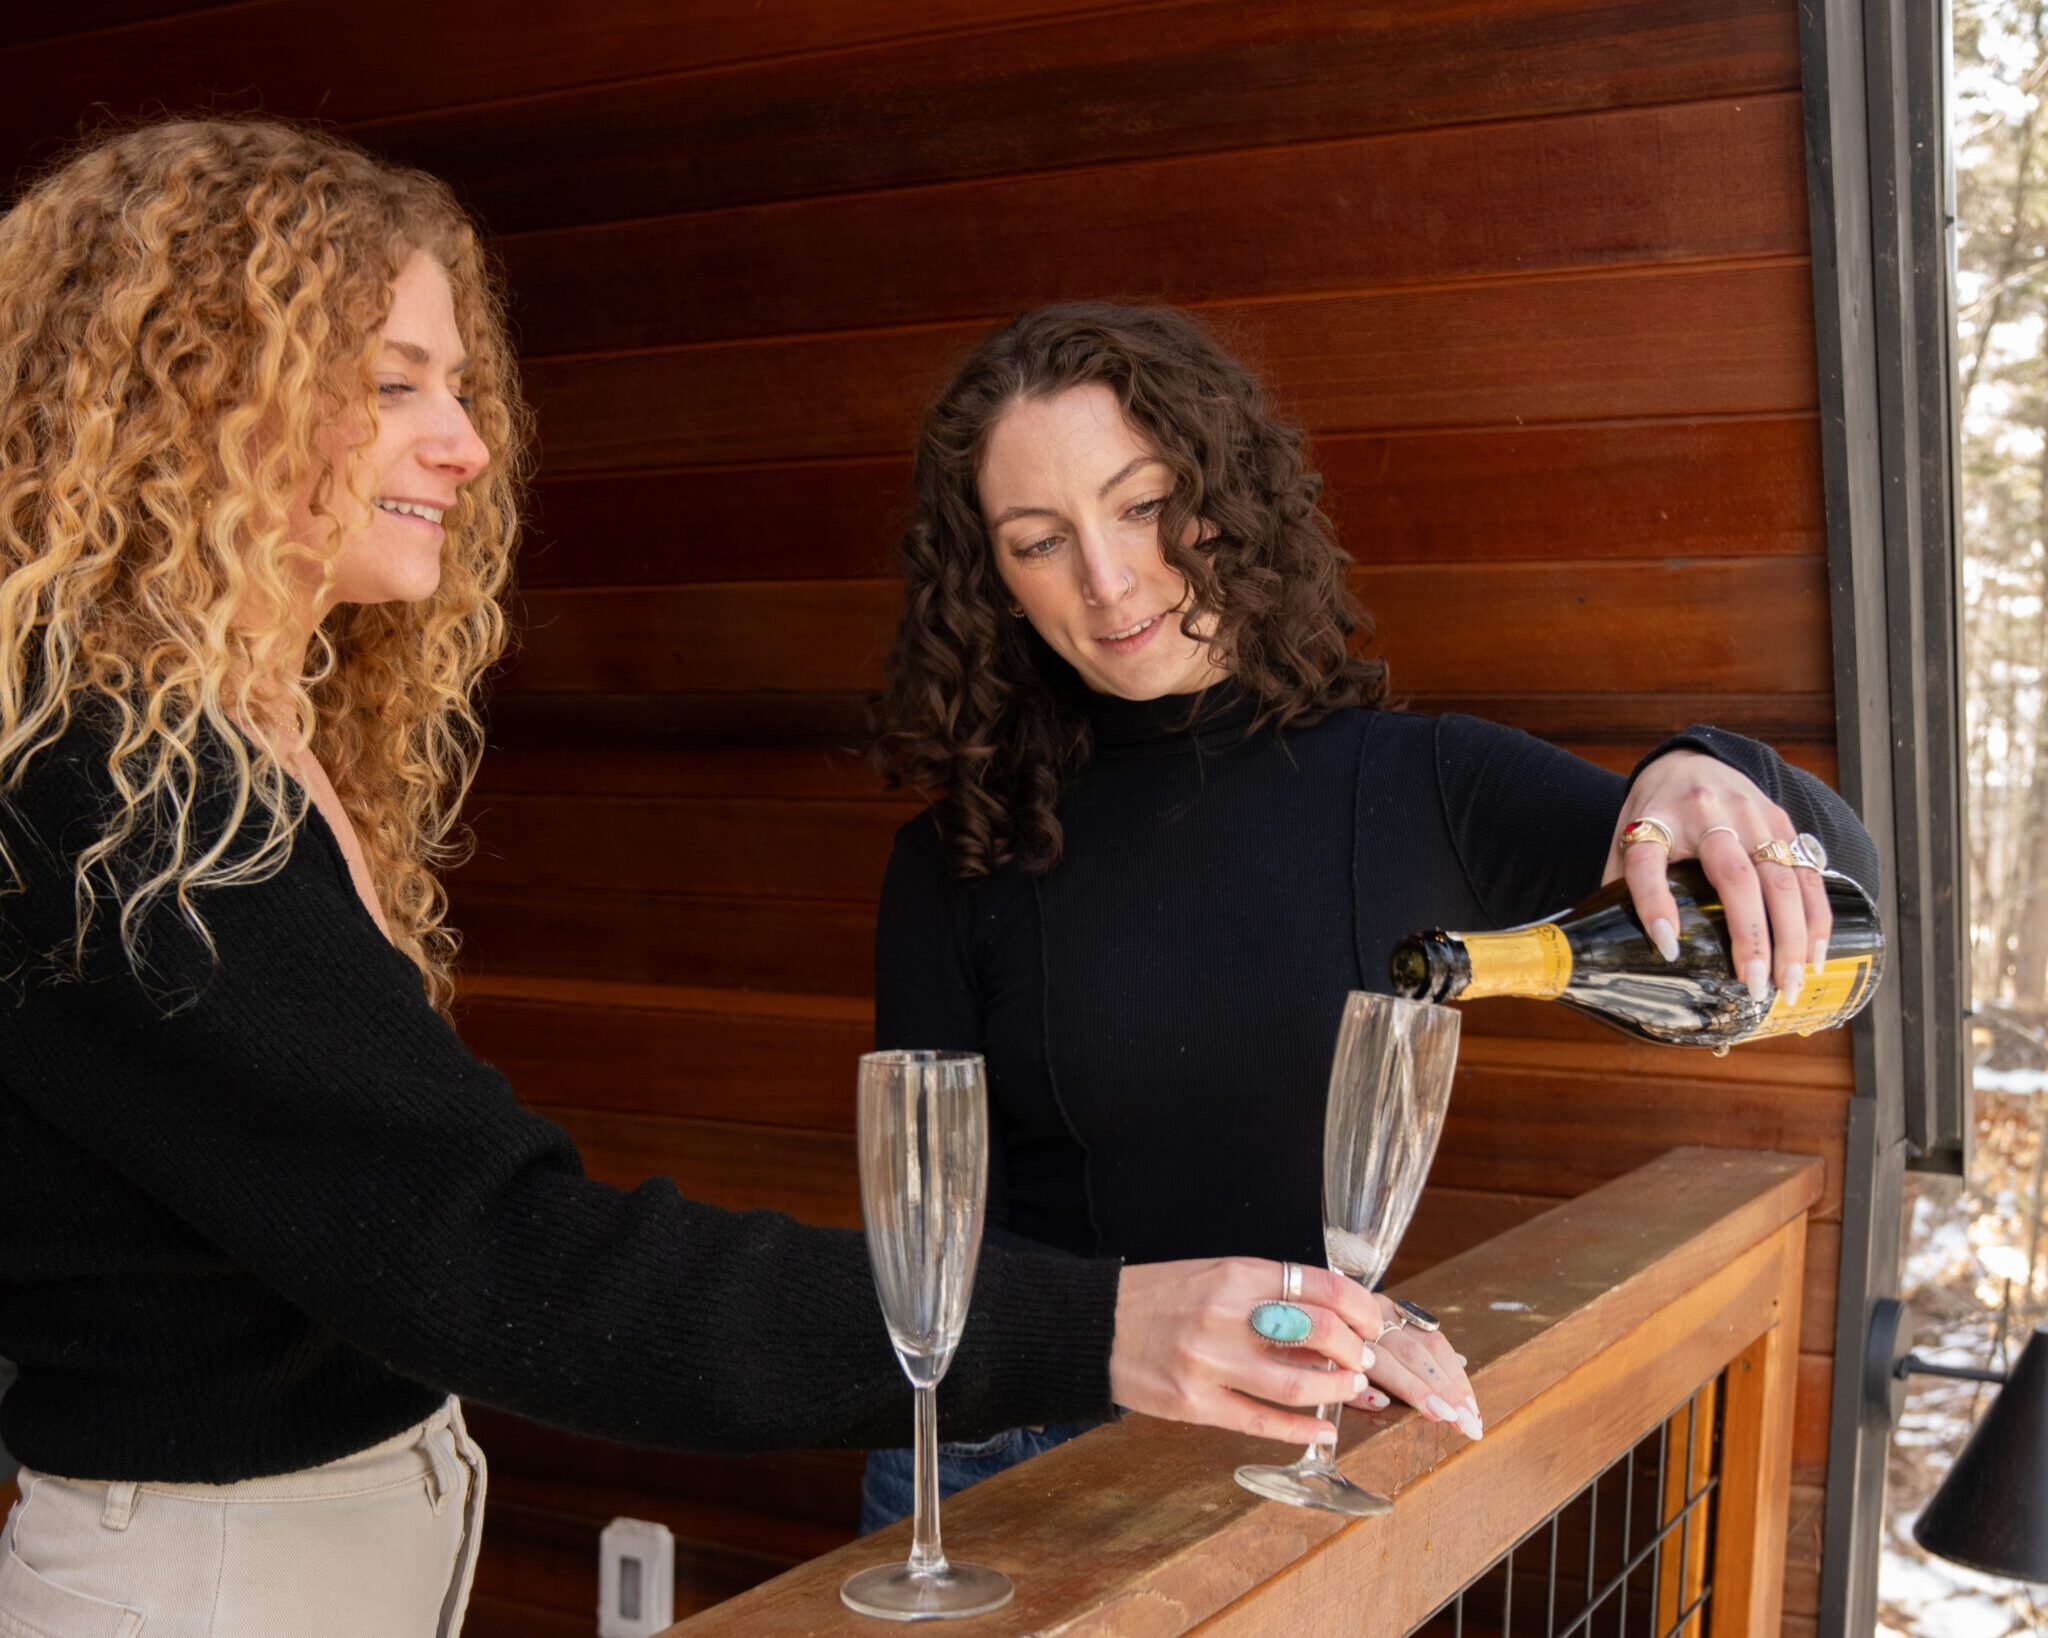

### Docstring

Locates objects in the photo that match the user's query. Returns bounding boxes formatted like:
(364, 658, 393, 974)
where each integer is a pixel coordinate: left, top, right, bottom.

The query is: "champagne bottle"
(1389, 860, 1884, 1052)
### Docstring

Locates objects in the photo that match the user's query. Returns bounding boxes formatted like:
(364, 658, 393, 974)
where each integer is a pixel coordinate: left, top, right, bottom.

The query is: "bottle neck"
(1453, 923, 1576, 1001)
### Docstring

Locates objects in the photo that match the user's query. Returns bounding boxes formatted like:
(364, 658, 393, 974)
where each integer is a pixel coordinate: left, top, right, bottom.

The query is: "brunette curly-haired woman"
(0, 130, 1393, 1634)
(862, 300, 1881, 1527)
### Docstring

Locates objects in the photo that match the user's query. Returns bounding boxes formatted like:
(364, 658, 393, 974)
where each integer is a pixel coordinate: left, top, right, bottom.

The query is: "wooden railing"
(664, 1146, 1818, 1636)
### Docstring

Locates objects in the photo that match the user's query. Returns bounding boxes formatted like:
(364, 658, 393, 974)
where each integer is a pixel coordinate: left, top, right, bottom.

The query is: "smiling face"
(291, 249, 490, 617)
(980, 384, 1225, 700)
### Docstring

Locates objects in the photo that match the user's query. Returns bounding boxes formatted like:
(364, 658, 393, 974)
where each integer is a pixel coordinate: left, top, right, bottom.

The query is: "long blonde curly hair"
(0, 118, 528, 1012)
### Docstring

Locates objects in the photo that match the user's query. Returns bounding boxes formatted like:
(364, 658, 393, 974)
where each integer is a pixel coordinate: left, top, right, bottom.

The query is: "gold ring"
(1618, 816, 1676, 854)
(1700, 824, 1742, 847)
(1751, 838, 1799, 870)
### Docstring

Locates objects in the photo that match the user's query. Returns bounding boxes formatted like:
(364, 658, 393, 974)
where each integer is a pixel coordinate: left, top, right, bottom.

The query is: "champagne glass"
(842, 1050, 1015, 1621)
(1235, 991, 1462, 1515)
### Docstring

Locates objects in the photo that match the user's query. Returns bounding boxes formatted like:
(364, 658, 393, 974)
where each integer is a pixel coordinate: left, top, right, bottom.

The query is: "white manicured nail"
(1744, 960, 1771, 1002)
(1811, 937, 1829, 970)
(1651, 918, 1679, 963)
(1782, 964, 1804, 1007)
(1352, 1373, 1372, 1396)
(1455, 1407, 1485, 1442)
(1425, 1394, 1456, 1423)
(1314, 1424, 1339, 1446)
(1363, 1389, 1391, 1411)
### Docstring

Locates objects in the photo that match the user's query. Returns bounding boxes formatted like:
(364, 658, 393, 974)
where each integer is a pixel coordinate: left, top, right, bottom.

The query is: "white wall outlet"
(597, 1516, 675, 1638)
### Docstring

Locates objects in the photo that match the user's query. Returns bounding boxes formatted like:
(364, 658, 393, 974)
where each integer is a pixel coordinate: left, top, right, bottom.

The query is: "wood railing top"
(665, 1145, 1822, 1636)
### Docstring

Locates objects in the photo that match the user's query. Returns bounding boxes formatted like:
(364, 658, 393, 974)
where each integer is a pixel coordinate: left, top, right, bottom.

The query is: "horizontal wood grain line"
(2, 0, 227, 51)
(455, 792, 915, 902)
(515, 1060, 1846, 1232)
(499, 95, 1808, 356)
(465, 730, 1836, 805)
(512, 418, 1825, 591)
(519, 266, 1820, 470)
(450, 886, 876, 994)
(498, 557, 1835, 697)
(462, 987, 1849, 1132)
(0, 0, 1161, 171)
(474, 690, 1839, 765)
(297, 0, 1803, 234)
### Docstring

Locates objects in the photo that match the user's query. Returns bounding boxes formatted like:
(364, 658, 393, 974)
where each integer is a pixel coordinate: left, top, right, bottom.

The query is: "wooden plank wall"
(1, 3, 1849, 1632)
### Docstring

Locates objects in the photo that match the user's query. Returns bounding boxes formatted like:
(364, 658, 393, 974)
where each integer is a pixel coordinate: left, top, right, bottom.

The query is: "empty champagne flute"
(1235, 991, 1462, 1515)
(841, 1050, 1015, 1621)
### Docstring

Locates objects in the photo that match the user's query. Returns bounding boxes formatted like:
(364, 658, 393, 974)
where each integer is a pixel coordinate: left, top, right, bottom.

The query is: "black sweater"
(0, 720, 1119, 1483)
(876, 691, 1876, 1267)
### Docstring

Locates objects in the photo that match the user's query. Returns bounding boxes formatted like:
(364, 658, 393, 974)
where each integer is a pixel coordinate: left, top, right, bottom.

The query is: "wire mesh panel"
(1408, 1372, 1726, 1638)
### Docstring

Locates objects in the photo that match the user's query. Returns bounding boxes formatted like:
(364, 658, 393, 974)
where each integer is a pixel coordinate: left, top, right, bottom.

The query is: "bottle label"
(1459, 924, 1574, 1001)
(1751, 951, 1881, 1040)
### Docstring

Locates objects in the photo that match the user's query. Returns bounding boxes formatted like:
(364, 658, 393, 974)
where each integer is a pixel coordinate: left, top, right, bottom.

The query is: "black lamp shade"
(1914, 1323, 2048, 1582)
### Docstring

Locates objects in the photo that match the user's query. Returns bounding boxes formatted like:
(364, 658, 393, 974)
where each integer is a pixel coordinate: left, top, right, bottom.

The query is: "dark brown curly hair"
(872, 301, 1388, 879)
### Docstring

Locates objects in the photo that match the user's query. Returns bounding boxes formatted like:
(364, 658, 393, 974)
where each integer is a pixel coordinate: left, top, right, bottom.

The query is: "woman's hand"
(1343, 1292, 1483, 1442)
(1604, 750, 1832, 1005)
(1109, 1259, 1480, 1447)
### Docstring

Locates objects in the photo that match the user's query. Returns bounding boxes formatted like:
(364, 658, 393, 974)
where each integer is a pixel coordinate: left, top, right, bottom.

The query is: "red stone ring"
(1618, 816, 1676, 854)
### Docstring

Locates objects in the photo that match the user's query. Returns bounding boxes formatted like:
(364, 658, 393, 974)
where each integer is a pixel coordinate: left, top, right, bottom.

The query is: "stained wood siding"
(2, 2, 1849, 1631)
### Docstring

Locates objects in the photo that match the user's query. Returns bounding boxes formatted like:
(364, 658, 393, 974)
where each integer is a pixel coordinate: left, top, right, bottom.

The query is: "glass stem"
(908, 1383, 949, 1574)
(1300, 1364, 1344, 1468)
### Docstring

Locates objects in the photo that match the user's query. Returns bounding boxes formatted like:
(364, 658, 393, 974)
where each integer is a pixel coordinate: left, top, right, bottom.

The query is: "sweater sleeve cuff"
(959, 1244, 1122, 1426)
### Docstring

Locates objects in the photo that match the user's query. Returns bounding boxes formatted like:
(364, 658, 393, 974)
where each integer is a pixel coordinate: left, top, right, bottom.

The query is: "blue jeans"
(858, 1422, 1095, 1535)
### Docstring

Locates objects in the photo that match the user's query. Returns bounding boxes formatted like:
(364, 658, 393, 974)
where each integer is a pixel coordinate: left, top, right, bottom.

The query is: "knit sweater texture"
(876, 690, 1877, 1268)
(0, 717, 1119, 1482)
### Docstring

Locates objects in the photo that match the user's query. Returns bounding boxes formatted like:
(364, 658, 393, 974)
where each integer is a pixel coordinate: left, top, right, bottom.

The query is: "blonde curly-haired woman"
(0, 121, 1397, 1635)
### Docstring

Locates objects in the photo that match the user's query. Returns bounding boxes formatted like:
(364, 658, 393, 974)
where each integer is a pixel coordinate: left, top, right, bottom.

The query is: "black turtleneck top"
(875, 695, 1876, 1267)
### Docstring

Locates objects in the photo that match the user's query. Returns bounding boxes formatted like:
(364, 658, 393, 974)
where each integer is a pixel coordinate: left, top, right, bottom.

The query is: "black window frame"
(1800, 0, 1969, 1629)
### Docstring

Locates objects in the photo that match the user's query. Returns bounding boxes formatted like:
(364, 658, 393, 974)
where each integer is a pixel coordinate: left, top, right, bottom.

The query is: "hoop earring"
(1006, 599, 1026, 618)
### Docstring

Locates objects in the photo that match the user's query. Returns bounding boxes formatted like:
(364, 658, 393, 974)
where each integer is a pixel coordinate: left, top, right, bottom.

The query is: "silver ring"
(1393, 1298, 1441, 1333)
(1372, 1316, 1403, 1344)
(1280, 1261, 1303, 1303)
(1792, 832, 1828, 872)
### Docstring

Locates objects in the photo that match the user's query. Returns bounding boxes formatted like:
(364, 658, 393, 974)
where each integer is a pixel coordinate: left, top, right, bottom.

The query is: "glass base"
(1235, 1460, 1394, 1517)
(840, 1561, 1015, 1622)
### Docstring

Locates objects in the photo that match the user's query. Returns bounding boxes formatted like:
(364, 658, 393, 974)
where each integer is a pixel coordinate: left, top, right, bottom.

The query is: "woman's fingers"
(1191, 1389, 1339, 1450)
(1798, 861, 1834, 969)
(1298, 1266, 1386, 1365)
(1620, 833, 1683, 962)
(1695, 823, 1774, 999)
(1366, 1320, 1483, 1441)
(1753, 844, 1809, 1001)
(1231, 1354, 1371, 1410)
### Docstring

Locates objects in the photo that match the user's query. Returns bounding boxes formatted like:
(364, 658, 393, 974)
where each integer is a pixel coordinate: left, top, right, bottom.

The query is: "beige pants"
(0, 1398, 485, 1638)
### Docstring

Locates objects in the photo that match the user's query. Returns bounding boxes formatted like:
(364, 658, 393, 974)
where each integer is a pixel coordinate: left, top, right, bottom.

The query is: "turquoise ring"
(1249, 1301, 1315, 1345)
